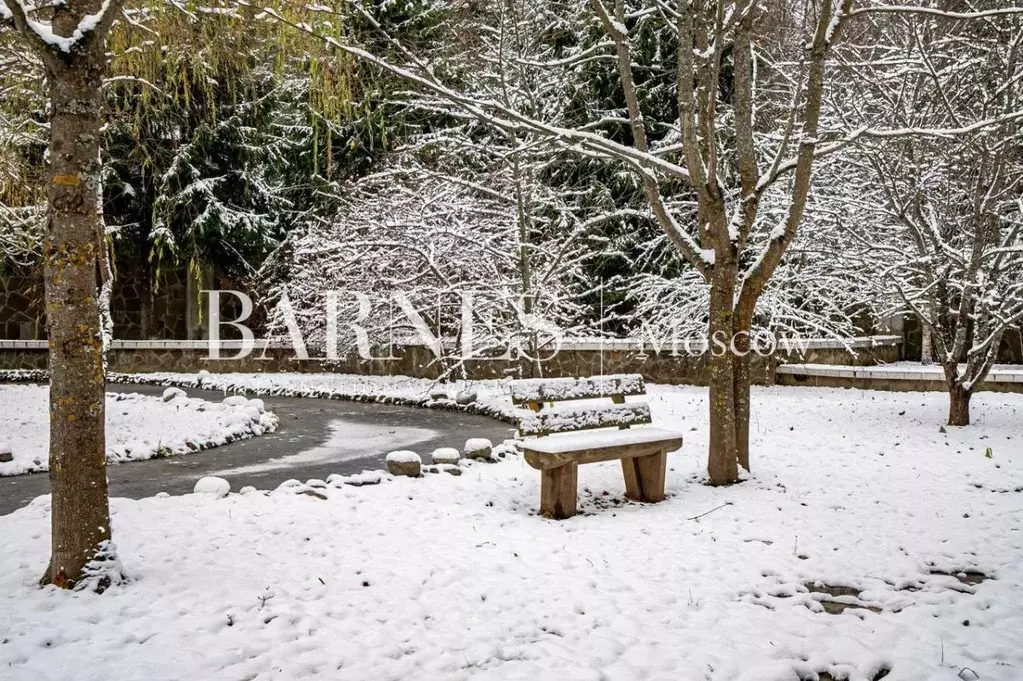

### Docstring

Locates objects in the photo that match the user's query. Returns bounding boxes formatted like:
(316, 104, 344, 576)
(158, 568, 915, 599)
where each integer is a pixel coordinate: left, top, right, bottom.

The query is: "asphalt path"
(0, 383, 515, 516)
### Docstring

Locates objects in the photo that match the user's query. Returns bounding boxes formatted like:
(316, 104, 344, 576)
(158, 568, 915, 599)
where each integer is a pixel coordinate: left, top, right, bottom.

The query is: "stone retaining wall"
(0, 337, 904, 387)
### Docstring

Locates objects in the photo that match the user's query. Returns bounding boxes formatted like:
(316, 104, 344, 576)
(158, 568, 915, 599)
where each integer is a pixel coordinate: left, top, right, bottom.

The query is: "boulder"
(0, 441, 11, 464)
(386, 450, 422, 477)
(464, 438, 494, 460)
(162, 387, 186, 402)
(455, 390, 477, 405)
(431, 447, 461, 465)
(193, 476, 231, 498)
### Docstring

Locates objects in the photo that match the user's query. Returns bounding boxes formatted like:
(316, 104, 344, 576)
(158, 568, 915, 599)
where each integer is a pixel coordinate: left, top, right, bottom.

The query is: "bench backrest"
(510, 374, 652, 437)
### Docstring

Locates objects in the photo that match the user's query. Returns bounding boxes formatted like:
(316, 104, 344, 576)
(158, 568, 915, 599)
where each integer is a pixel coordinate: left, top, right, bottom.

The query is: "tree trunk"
(706, 265, 739, 485)
(732, 318, 752, 472)
(920, 319, 934, 365)
(947, 384, 972, 427)
(40, 56, 113, 589)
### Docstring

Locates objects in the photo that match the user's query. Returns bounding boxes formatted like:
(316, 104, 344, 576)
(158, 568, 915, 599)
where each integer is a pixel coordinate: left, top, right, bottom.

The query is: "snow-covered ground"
(1, 382, 1022, 680)
(0, 385, 278, 476)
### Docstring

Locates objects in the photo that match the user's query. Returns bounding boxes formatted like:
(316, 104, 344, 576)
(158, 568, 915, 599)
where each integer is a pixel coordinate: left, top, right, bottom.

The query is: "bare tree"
(838, 3, 1023, 426)
(1, 0, 124, 588)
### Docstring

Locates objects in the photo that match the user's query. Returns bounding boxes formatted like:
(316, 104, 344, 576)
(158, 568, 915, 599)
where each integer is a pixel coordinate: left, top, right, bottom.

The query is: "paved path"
(0, 384, 515, 516)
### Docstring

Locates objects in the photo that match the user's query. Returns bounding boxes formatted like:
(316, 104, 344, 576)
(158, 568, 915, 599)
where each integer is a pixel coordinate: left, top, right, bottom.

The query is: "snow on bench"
(518, 402, 652, 437)
(510, 374, 646, 405)
(511, 374, 683, 519)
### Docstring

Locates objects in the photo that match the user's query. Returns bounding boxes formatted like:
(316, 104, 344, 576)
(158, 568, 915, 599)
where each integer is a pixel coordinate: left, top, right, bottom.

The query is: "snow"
(385, 450, 421, 464)
(518, 401, 652, 436)
(509, 374, 645, 404)
(11, 0, 116, 53)
(523, 426, 684, 455)
(0, 386, 279, 476)
(114, 371, 512, 415)
(1, 384, 1022, 679)
(193, 476, 231, 498)
(779, 361, 1023, 384)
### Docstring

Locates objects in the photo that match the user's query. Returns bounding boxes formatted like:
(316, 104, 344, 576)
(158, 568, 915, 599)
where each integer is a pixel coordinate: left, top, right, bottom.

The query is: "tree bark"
(732, 314, 753, 472)
(39, 54, 113, 588)
(920, 317, 934, 365)
(947, 384, 972, 427)
(706, 262, 739, 485)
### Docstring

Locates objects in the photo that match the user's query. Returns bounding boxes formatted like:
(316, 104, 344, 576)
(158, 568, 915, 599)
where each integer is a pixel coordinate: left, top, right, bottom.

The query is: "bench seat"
(523, 427, 684, 467)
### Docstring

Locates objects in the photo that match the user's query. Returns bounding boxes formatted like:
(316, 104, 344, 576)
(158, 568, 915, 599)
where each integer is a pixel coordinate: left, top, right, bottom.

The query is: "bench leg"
(622, 450, 667, 503)
(540, 463, 578, 519)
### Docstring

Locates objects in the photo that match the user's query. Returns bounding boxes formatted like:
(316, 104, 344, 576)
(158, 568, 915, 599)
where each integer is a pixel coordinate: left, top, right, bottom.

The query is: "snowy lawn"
(1, 384, 1022, 681)
(0, 385, 279, 476)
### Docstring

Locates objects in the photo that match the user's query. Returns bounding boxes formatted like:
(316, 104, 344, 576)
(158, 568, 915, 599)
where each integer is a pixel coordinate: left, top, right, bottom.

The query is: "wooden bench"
(511, 374, 683, 519)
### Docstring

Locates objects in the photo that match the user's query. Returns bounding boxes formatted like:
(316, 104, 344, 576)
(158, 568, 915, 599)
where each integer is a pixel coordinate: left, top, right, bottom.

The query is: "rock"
(162, 387, 186, 402)
(429, 389, 448, 401)
(155, 492, 169, 498)
(0, 441, 11, 464)
(387, 451, 422, 477)
(444, 466, 463, 477)
(223, 395, 249, 407)
(464, 438, 493, 460)
(431, 447, 461, 465)
(239, 486, 258, 495)
(455, 390, 477, 405)
(344, 472, 382, 487)
(275, 479, 303, 493)
(193, 476, 230, 498)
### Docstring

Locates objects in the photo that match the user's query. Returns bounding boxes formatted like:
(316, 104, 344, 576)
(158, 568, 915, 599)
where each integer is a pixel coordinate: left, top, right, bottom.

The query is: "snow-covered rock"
(222, 395, 249, 407)
(455, 390, 477, 405)
(464, 438, 493, 460)
(328, 471, 383, 487)
(386, 450, 422, 477)
(431, 447, 461, 465)
(193, 476, 230, 498)
(239, 486, 257, 495)
(0, 441, 11, 464)
(162, 387, 186, 402)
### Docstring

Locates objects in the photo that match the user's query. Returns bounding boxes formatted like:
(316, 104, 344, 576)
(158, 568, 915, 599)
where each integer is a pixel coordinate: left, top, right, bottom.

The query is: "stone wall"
(0, 269, 45, 339)
(0, 337, 905, 386)
(0, 260, 192, 340)
(110, 264, 190, 340)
